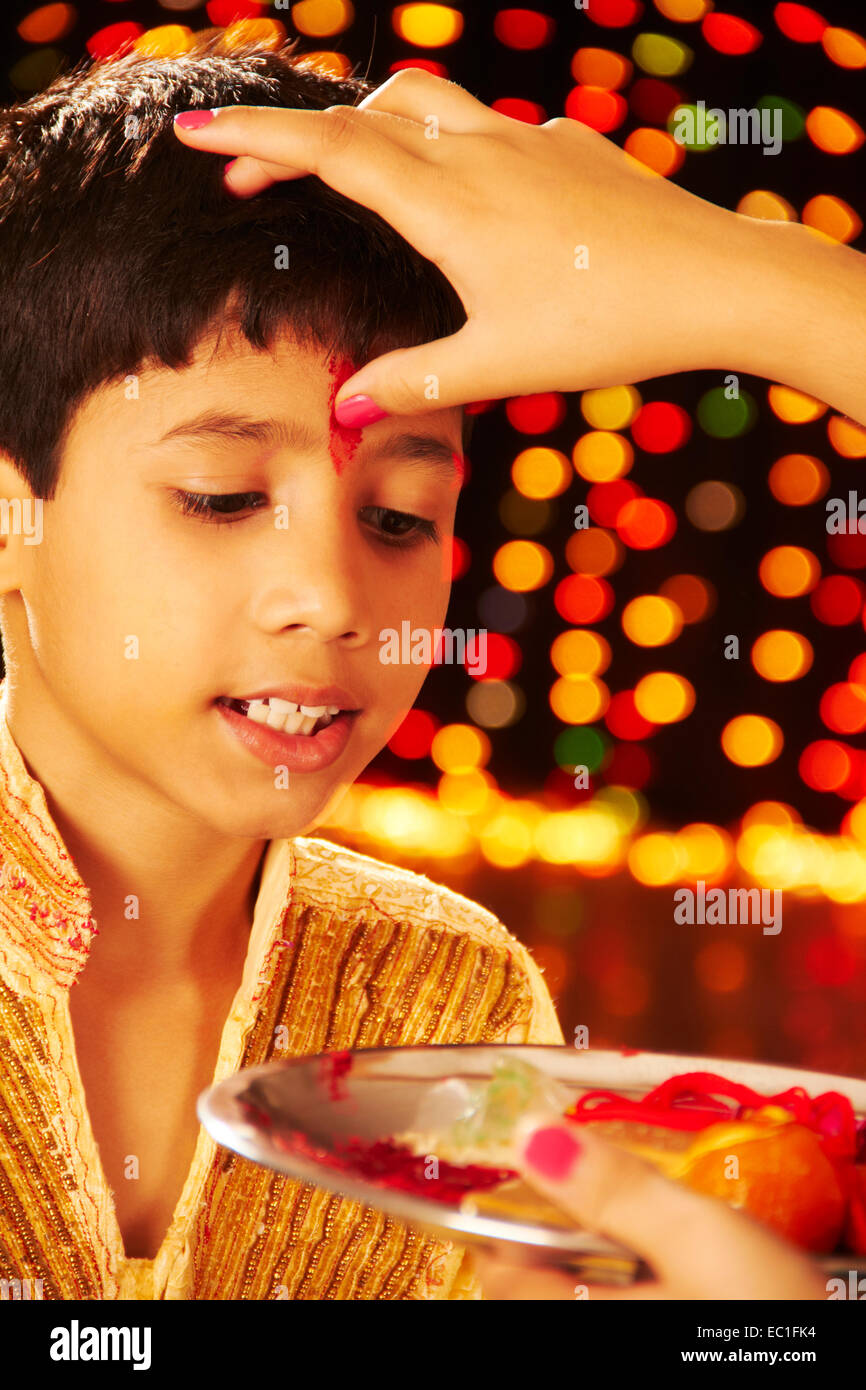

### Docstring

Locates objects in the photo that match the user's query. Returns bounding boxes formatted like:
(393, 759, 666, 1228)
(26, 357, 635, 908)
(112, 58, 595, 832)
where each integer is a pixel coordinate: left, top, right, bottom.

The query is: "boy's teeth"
(240, 697, 341, 736)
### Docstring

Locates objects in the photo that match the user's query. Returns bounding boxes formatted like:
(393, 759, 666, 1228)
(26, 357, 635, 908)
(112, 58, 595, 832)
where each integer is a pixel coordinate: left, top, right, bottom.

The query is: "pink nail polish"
(174, 111, 216, 130)
(522, 1126, 582, 1181)
(334, 394, 388, 428)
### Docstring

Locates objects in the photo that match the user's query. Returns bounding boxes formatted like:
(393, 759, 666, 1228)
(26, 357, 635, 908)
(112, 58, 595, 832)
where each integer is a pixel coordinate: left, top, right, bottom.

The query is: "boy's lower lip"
(214, 699, 358, 771)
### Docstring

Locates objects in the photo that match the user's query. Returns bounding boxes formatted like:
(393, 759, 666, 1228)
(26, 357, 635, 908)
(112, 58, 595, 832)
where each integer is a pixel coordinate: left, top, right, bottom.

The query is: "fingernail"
(334, 394, 388, 428)
(174, 110, 218, 130)
(522, 1126, 582, 1182)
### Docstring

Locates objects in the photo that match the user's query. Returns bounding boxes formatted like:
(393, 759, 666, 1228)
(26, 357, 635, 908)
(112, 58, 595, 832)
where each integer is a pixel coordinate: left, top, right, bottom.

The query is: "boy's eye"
(170, 490, 439, 548)
(170, 489, 267, 522)
(361, 506, 440, 549)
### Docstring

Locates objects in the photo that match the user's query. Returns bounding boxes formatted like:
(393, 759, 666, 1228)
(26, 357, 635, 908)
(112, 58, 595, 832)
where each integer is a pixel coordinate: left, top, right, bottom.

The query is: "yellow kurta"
(0, 680, 565, 1299)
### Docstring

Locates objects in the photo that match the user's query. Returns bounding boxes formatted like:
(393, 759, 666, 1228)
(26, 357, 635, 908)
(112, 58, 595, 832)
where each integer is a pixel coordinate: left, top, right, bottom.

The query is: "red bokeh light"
(848, 654, 866, 685)
(799, 740, 853, 791)
(702, 12, 763, 55)
(827, 532, 866, 570)
(804, 934, 860, 987)
(491, 97, 547, 124)
(585, 0, 644, 27)
(493, 9, 556, 49)
(448, 536, 471, 581)
(390, 59, 449, 77)
(565, 86, 628, 133)
(604, 691, 656, 740)
(820, 683, 866, 734)
(811, 575, 864, 625)
(206, 0, 267, 22)
(629, 78, 686, 125)
(586, 479, 643, 527)
(505, 392, 567, 433)
(473, 632, 522, 680)
(602, 743, 653, 789)
(773, 3, 827, 43)
(554, 574, 615, 623)
(616, 497, 677, 549)
(86, 22, 143, 58)
(630, 401, 692, 453)
(388, 709, 440, 759)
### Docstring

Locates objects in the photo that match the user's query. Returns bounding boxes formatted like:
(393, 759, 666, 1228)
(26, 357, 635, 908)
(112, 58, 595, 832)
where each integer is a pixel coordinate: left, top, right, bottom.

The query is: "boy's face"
(4, 325, 463, 839)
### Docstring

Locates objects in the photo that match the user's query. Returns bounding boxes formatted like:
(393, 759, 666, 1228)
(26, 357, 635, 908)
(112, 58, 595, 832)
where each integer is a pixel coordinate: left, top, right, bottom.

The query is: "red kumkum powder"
(274, 1127, 518, 1204)
(327, 355, 363, 475)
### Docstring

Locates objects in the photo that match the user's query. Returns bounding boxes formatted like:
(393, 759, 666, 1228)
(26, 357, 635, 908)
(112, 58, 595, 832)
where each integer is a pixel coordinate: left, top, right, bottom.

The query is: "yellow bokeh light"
(653, 0, 709, 19)
(550, 674, 610, 724)
(565, 527, 623, 577)
(359, 787, 471, 856)
(480, 813, 534, 868)
(550, 629, 612, 677)
(767, 453, 829, 504)
(750, 630, 813, 682)
(767, 384, 828, 423)
(846, 799, 866, 844)
(594, 786, 646, 833)
(736, 190, 797, 221)
(511, 447, 571, 499)
(741, 801, 801, 830)
(293, 51, 353, 76)
(392, 3, 463, 46)
(572, 430, 633, 482)
(224, 18, 285, 49)
(631, 32, 692, 77)
(633, 672, 695, 723)
(535, 809, 622, 866)
(758, 546, 820, 597)
(493, 540, 554, 591)
(624, 127, 685, 177)
(677, 823, 733, 880)
(580, 385, 641, 430)
(133, 25, 194, 56)
(721, 715, 783, 767)
(828, 415, 866, 458)
(822, 27, 866, 69)
(572, 48, 633, 90)
(806, 106, 865, 155)
(621, 595, 683, 647)
(437, 769, 494, 815)
(628, 833, 684, 886)
(430, 723, 491, 773)
(292, 0, 355, 38)
(802, 194, 862, 243)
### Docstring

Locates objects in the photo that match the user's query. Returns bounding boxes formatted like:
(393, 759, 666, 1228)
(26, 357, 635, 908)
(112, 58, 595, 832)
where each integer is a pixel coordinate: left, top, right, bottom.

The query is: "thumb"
(512, 1119, 825, 1300)
(333, 324, 491, 425)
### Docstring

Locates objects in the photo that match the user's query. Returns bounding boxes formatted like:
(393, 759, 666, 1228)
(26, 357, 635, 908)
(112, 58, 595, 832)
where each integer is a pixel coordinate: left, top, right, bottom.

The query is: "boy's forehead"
(62, 325, 463, 483)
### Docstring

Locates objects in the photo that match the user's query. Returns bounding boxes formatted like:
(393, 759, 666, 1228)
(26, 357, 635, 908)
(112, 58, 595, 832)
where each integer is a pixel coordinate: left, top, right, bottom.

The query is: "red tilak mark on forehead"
(327, 355, 362, 476)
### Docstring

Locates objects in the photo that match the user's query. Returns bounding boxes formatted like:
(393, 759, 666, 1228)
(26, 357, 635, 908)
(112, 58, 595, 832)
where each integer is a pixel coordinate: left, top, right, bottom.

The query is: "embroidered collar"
(0, 678, 99, 993)
(0, 679, 291, 999)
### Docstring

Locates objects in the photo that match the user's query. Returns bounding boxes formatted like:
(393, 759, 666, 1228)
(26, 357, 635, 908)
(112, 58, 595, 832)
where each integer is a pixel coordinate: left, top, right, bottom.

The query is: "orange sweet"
(678, 1114, 847, 1252)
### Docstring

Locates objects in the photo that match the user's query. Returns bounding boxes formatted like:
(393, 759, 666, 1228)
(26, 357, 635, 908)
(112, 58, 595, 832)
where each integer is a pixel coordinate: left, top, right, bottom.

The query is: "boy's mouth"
(215, 696, 357, 738)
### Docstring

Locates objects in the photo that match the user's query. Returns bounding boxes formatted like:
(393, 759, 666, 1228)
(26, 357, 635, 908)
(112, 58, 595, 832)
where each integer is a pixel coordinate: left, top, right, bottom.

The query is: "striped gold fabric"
(0, 679, 565, 1299)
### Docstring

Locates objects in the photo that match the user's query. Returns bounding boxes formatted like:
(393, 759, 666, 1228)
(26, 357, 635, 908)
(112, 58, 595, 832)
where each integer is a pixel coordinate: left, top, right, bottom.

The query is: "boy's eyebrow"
(138, 409, 460, 480)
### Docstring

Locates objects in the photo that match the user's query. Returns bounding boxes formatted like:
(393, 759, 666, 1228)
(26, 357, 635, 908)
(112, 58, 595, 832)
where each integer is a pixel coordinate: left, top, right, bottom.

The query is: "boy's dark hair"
(0, 29, 471, 501)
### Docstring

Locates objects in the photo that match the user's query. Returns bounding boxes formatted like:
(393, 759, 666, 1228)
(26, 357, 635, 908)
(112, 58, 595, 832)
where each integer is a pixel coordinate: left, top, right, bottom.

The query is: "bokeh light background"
(4, 0, 866, 1073)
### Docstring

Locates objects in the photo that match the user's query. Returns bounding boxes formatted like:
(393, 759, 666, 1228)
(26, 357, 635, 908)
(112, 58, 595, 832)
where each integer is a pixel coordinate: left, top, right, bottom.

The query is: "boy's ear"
(0, 454, 42, 595)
